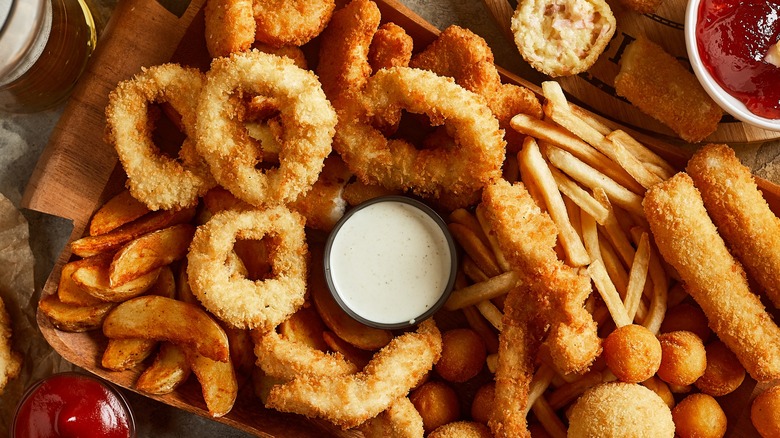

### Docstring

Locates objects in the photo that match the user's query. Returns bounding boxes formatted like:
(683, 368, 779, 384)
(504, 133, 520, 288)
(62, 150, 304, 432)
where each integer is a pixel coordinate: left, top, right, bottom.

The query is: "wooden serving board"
(481, 0, 780, 144)
(20, 0, 779, 436)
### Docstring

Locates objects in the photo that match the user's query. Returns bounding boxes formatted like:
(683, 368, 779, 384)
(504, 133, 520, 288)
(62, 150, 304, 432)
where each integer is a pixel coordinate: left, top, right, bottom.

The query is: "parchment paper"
(0, 193, 72, 432)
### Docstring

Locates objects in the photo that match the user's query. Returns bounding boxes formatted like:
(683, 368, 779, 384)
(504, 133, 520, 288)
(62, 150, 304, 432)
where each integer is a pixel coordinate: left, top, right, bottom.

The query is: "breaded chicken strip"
(0, 297, 21, 393)
(644, 173, 780, 382)
(479, 180, 600, 375)
(687, 144, 780, 310)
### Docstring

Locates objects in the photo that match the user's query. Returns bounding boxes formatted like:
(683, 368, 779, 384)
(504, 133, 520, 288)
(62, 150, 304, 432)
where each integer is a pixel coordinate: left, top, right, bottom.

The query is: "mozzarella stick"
(644, 173, 780, 382)
(687, 144, 780, 310)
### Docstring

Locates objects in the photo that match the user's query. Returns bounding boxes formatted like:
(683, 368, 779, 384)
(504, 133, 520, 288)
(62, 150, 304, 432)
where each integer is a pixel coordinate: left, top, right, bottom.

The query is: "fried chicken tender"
(368, 22, 413, 73)
(204, 0, 255, 58)
(252, 0, 335, 48)
(265, 319, 442, 429)
(687, 144, 780, 310)
(488, 284, 542, 438)
(410, 25, 542, 151)
(316, 0, 381, 102)
(644, 173, 780, 382)
(479, 180, 601, 375)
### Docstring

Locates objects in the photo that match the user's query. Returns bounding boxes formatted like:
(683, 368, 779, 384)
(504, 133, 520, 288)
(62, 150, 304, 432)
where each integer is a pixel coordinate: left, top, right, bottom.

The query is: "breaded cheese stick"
(644, 173, 780, 382)
(687, 144, 780, 310)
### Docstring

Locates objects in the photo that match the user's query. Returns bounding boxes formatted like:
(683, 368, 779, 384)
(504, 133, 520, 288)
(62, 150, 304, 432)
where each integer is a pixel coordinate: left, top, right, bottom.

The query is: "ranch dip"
(324, 196, 456, 328)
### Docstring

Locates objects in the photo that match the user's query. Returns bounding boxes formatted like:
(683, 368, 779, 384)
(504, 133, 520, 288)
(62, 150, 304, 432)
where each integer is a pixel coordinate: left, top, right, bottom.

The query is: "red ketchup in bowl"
(12, 372, 134, 438)
(695, 0, 780, 119)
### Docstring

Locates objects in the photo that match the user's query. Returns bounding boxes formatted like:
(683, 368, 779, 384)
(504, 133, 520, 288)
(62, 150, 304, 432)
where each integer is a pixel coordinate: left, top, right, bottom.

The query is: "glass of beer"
(0, 0, 97, 113)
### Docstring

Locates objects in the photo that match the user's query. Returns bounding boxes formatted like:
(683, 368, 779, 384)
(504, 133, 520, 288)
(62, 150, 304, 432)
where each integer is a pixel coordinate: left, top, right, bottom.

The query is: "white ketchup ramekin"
(684, 0, 780, 132)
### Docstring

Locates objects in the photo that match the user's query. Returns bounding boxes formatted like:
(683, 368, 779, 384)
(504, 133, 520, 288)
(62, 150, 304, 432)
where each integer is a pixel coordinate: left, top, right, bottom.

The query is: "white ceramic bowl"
(684, 0, 780, 132)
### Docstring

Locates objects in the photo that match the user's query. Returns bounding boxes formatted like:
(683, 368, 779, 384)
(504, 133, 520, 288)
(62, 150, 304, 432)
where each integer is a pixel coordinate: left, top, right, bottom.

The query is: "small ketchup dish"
(12, 371, 135, 438)
(323, 196, 457, 330)
(685, 0, 780, 131)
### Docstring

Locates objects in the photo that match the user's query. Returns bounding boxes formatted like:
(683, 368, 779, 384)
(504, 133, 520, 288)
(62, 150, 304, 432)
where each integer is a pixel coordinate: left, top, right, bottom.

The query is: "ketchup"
(13, 373, 134, 438)
(696, 0, 780, 119)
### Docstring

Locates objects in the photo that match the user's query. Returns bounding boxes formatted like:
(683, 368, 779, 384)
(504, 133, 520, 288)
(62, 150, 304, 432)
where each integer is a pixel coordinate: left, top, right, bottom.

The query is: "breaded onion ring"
(106, 64, 215, 210)
(252, 0, 335, 48)
(196, 50, 337, 207)
(252, 329, 358, 381)
(335, 67, 505, 205)
(187, 207, 308, 331)
(266, 319, 442, 429)
(204, 0, 255, 58)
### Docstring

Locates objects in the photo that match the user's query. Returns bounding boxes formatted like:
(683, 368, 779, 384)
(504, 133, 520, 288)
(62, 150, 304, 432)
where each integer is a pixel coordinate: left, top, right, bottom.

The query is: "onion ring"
(187, 207, 308, 331)
(252, 0, 335, 48)
(335, 67, 505, 204)
(204, 0, 255, 58)
(265, 319, 442, 429)
(105, 64, 215, 210)
(195, 50, 337, 207)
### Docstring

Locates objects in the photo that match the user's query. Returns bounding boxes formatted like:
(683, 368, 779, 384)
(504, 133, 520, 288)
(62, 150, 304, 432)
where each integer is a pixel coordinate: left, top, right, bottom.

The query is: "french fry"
(109, 223, 195, 287)
(542, 81, 662, 190)
(461, 256, 490, 283)
(641, 245, 669, 334)
(547, 370, 603, 410)
(581, 210, 602, 263)
(135, 342, 191, 395)
(543, 144, 645, 218)
(39, 292, 115, 332)
(445, 271, 522, 311)
(448, 222, 501, 277)
(624, 232, 651, 321)
(462, 305, 499, 354)
(518, 138, 590, 267)
(606, 130, 676, 180)
(474, 207, 511, 272)
(71, 254, 161, 302)
(476, 300, 503, 331)
(510, 114, 644, 194)
(102, 295, 230, 362)
(570, 105, 612, 135)
(531, 396, 567, 438)
(71, 207, 195, 257)
(88, 190, 151, 236)
(449, 208, 491, 249)
(525, 364, 555, 415)
(101, 338, 157, 371)
(588, 259, 632, 328)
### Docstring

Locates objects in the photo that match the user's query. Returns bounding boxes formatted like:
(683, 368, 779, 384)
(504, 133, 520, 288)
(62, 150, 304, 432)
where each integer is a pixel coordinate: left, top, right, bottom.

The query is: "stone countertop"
(1, 0, 779, 436)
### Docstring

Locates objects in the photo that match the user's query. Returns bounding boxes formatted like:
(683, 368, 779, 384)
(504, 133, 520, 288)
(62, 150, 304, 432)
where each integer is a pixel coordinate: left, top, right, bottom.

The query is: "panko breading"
(614, 37, 721, 143)
(644, 173, 780, 382)
(356, 397, 425, 438)
(687, 144, 780, 310)
(252, 0, 335, 48)
(265, 319, 442, 429)
(480, 180, 601, 375)
(368, 22, 414, 73)
(253, 330, 358, 381)
(510, 0, 615, 77)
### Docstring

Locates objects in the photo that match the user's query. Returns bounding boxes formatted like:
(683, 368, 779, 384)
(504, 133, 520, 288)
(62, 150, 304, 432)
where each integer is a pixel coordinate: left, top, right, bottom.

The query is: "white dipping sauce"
(326, 199, 453, 325)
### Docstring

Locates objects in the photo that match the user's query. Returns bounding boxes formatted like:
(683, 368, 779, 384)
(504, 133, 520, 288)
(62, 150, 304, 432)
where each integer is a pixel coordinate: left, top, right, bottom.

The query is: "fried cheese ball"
(695, 340, 746, 396)
(752, 385, 780, 438)
(568, 382, 675, 438)
(409, 381, 461, 433)
(603, 324, 662, 383)
(660, 303, 712, 343)
(470, 382, 495, 424)
(657, 331, 707, 386)
(435, 328, 487, 383)
(672, 393, 727, 438)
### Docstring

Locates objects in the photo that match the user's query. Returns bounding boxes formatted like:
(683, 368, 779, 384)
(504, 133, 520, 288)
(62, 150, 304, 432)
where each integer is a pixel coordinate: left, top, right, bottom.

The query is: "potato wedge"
(101, 338, 158, 371)
(109, 224, 195, 287)
(135, 342, 191, 395)
(89, 190, 150, 236)
(57, 259, 106, 306)
(310, 254, 392, 350)
(224, 326, 255, 378)
(103, 296, 229, 362)
(38, 293, 115, 332)
(278, 305, 329, 352)
(145, 265, 176, 299)
(70, 207, 195, 257)
(185, 348, 238, 417)
(71, 254, 161, 302)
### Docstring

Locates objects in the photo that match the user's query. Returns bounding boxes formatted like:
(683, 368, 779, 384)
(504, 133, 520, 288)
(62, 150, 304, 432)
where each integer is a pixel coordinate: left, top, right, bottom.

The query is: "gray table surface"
(1, 0, 778, 436)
